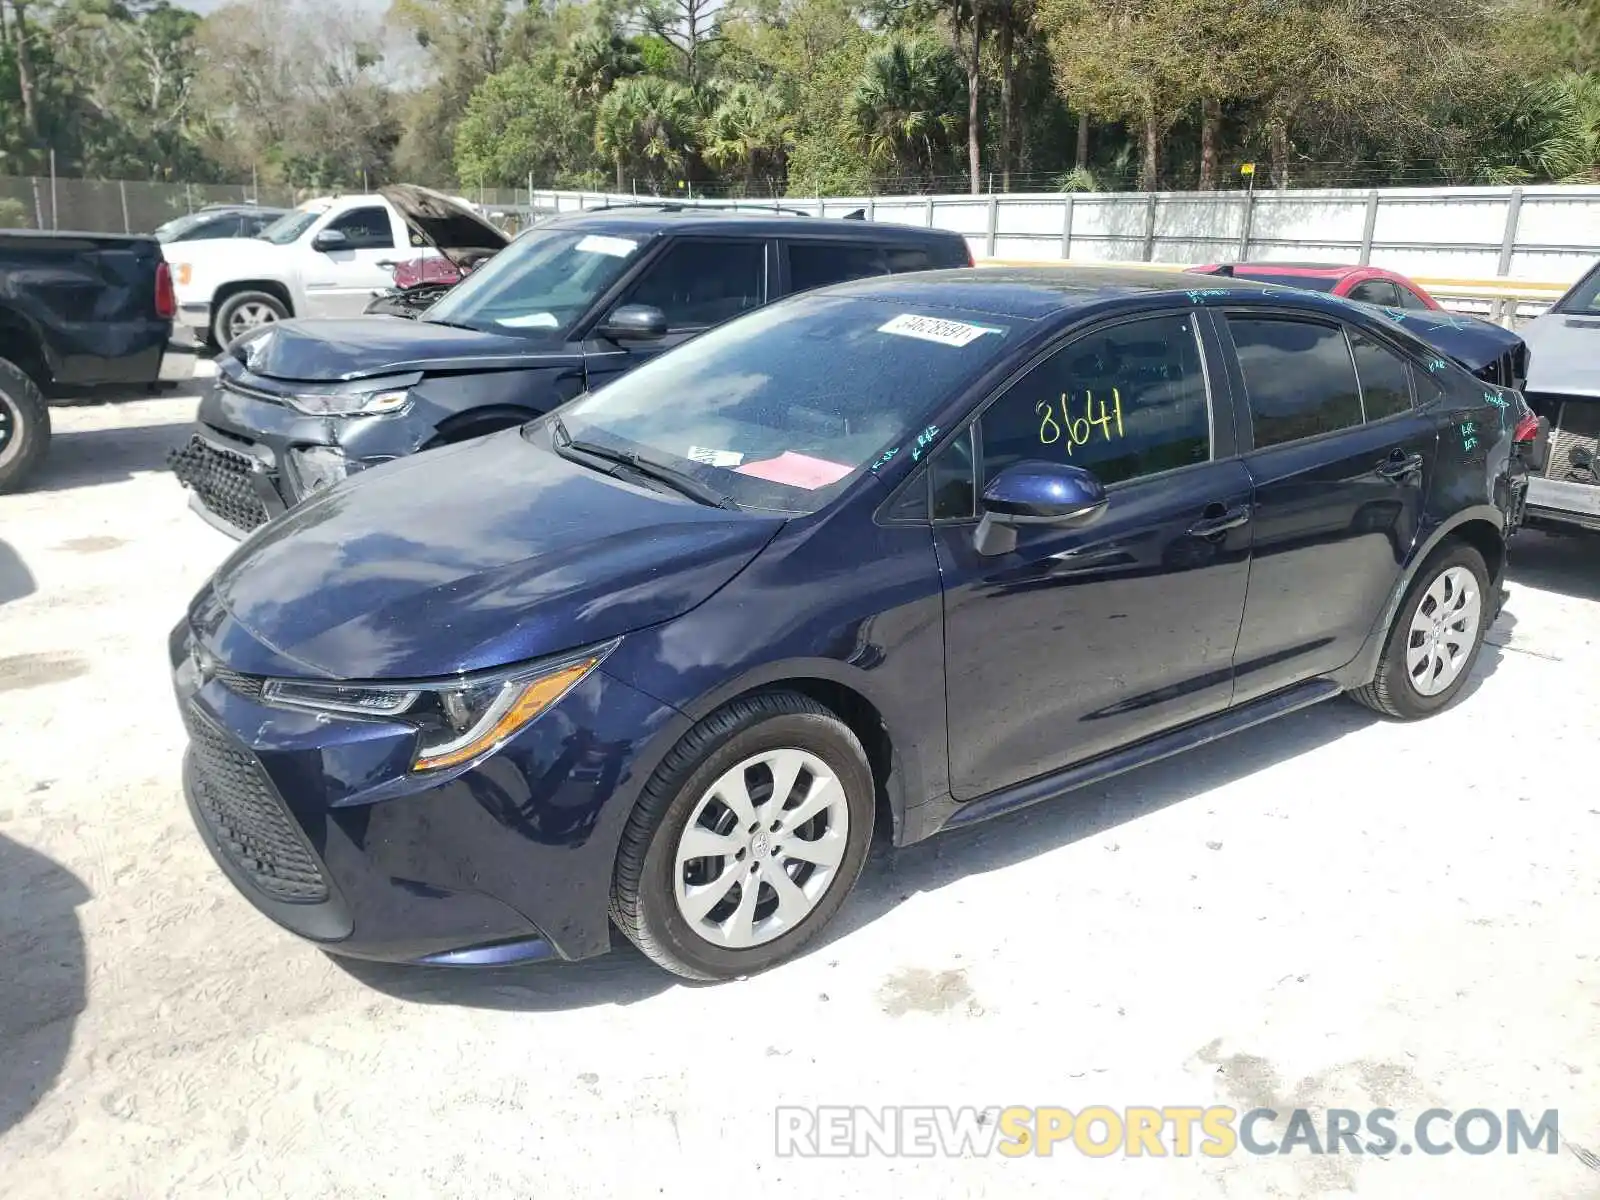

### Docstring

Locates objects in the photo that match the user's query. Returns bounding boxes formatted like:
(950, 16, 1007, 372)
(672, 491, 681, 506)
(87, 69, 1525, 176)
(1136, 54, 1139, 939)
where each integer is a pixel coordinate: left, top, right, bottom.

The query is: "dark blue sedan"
(171, 267, 1528, 980)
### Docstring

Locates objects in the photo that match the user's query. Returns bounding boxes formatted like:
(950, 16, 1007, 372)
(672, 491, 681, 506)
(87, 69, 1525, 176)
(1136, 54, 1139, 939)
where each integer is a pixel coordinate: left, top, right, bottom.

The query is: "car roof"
(1212, 262, 1360, 278)
(815, 265, 1286, 319)
(543, 206, 968, 244)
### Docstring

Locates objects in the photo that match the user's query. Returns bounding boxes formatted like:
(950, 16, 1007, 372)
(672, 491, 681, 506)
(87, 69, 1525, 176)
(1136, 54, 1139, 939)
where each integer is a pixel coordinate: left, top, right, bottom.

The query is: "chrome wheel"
(227, 300, 280, 339)
(1404, 565, 1482, 696)
(673, 748, 850, 950)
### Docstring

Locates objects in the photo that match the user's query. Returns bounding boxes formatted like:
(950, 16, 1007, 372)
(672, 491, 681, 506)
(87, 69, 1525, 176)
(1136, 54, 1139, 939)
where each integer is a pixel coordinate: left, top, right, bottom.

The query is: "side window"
(326, 206, 395, 250)
(1349, 330, 1413, 421)
(1347, 280, 1400, 307)
(623, 240, 764, 330)
(1398, 286, 1432, 311)
(929, 426, 976, 520)
(885, 247, 934, 274)
(787, 242, 888, 293)
(1412, 365, 1447, 406)
(979, 314, 1211, 488)
(243, 214, 274, 235)
(1228, 316, 1362, 449)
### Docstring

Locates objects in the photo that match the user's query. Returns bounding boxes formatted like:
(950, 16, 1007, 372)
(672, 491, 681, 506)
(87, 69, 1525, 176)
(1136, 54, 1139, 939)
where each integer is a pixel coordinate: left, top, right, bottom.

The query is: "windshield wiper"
(421, 318, 481, 332)
(552, 423, 738, 510)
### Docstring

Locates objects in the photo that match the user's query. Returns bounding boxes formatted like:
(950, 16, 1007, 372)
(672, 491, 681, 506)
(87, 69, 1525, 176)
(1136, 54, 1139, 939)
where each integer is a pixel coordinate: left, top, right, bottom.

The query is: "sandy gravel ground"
(2, 390, 1599, 1199)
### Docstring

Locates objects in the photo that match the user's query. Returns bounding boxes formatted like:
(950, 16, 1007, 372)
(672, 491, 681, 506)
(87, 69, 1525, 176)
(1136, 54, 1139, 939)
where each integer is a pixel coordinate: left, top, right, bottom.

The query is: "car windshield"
(154, 212, 218, 242)
(256, 207, 323, 245)
(1230, 271, 1339, 292)
(549, 293, 1021, 514)
(423, 227, 643, 335)
(1555, 261, 1600, 313)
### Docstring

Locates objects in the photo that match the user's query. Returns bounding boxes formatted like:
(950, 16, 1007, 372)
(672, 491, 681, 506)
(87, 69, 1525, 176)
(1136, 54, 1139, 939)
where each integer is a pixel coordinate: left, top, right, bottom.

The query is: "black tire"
(1350, 540, 1491, 720)
(211, 290, 288, 350)
(0, 356, 51, 494)
(611, 691, 876, 981)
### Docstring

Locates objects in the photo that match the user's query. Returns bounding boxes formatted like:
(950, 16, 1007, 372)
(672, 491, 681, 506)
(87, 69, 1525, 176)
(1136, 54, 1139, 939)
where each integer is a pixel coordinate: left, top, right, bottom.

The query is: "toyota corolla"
(171, 268, 1527, 980)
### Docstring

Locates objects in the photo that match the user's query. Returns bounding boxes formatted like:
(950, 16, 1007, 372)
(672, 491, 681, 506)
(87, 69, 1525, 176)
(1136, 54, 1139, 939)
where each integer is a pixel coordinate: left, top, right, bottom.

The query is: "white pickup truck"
(166, 185, 507, 348)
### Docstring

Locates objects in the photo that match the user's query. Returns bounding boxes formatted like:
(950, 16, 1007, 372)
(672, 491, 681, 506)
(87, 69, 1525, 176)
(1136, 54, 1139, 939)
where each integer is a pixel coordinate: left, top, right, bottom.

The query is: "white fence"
(531, 184, 1600, 322)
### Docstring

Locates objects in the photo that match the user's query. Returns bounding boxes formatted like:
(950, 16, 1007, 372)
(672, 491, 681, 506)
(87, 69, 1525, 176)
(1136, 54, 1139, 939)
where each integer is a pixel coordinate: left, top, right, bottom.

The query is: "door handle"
(1187, 503, 1251, 539)
(1376, 451, 1424, 481)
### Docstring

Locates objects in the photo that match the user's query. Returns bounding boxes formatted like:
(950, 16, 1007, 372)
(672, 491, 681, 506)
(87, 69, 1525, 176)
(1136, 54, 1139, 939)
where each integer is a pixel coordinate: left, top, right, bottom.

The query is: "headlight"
(284, 388, 411, 417)
(260, 644, 615, 773)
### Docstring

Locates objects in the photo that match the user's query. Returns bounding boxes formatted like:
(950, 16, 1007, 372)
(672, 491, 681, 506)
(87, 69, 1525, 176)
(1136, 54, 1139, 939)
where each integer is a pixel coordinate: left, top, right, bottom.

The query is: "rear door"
(581, 236, 769, 391)
(778, 240, 950, 300)
(299, 204, 404, 319)
(1216, 310, 1440, 704)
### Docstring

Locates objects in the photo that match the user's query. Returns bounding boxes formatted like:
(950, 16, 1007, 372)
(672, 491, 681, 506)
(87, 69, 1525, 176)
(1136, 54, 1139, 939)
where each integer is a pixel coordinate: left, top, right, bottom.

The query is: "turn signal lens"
(412, 656, 605, 773)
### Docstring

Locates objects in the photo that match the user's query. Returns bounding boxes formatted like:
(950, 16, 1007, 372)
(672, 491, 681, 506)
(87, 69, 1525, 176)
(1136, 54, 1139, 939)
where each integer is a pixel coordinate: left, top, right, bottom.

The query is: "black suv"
(170, 207, 972, 536)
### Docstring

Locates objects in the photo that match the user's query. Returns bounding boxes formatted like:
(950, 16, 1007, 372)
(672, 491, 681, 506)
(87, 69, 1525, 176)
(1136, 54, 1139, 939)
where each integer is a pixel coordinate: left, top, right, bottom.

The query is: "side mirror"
(597, 303, 667, 342)
(312, 228, 349, 252)
(974, 460, 1108, 556)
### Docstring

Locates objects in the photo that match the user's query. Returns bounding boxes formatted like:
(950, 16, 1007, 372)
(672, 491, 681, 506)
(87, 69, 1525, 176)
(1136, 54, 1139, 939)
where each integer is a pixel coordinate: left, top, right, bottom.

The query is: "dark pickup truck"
(0, 230, 194, 492)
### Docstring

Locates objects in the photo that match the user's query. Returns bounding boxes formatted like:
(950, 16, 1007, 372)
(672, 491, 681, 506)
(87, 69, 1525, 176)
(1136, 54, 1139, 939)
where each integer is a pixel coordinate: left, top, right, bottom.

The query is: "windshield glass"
(552, 293, 1020, 514)
(424, 227, 644, 335)
(1232, 271, 1338, 292)
(257, 207, 323, 245)
(1555, 261, 1600, 313)
(154, 212, 214, 242)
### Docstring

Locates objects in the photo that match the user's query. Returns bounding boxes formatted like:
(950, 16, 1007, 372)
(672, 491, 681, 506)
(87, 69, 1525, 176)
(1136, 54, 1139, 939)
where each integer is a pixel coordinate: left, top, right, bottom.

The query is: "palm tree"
(594, 75, 699, 193)
(849, 37, 965, 190)
(563, 25, 645, 104)
(701, 82, 792, 194)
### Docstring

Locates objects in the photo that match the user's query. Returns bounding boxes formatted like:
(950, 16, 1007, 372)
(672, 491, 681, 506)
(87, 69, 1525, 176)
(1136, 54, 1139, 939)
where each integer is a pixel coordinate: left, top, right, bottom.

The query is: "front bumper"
(171, 619, 684, 965)
(168, 378, 397, 538)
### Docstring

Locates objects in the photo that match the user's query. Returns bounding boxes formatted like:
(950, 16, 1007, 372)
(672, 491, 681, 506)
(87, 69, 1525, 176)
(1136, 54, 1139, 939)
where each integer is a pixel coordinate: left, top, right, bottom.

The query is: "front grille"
(213, 665, 264, 700)
(1545, 400, 1600, 483)
(185, 706, 329, 903)
(168, 435, 273, 533)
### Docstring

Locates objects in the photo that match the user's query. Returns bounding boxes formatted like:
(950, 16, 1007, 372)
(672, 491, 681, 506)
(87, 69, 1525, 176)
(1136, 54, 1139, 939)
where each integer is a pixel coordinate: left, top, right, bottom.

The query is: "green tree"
(850, 35, 964, 188)
(701, 80, 791, 192)
(594, 74, 699, 191)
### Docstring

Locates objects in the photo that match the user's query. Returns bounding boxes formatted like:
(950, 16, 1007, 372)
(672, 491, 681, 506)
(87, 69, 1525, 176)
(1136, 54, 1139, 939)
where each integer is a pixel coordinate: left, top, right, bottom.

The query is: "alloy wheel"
(672, 747, 850, 950)
(228, 301, 280, 339)
(1404, 565, 1482, 696)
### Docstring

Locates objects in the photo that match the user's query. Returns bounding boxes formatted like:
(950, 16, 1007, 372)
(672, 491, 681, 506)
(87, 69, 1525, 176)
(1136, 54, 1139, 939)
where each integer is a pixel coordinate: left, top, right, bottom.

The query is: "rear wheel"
(1350, 540, 1490, 719)
(611, 692, 875, 981)
(0, 356, 50, 494)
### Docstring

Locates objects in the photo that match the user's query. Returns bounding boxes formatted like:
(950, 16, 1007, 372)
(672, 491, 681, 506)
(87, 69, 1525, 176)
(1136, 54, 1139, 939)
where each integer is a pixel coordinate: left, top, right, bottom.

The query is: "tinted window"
(1350, 331, 1413, 421)
(625, 239, 763, 329)
(788, 242, 887, 293)
(182, 216, 240, 241)
(929, 426, 976, 519)
(327, 206, 394, 250)
(558, 296, 1018, 514)
(1397, 286, 1431, 311)
(887, 247, 936, 272)
(980, 314, 1211, 487)
(1229, 317, 1362, 448)
(1347, 280, 1400, 306)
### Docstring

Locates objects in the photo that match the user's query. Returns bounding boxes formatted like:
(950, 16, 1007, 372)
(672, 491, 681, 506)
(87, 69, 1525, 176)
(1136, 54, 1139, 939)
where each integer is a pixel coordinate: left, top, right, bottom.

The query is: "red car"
(1189, 261, 1442, 311)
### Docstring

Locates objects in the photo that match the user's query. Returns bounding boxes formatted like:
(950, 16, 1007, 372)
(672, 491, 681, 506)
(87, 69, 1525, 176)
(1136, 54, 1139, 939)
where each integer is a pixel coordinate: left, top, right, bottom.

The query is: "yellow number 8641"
(1037, 388, 1125, 453)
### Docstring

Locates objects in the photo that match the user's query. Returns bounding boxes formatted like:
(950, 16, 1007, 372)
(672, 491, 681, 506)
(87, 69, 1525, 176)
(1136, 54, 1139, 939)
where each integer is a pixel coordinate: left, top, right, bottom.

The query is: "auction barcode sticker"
(878, 313, 1000, 347)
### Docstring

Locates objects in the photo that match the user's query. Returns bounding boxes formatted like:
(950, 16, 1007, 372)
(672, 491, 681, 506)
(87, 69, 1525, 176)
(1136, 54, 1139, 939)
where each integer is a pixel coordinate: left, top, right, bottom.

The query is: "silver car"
(1520, 262, 1600, 534)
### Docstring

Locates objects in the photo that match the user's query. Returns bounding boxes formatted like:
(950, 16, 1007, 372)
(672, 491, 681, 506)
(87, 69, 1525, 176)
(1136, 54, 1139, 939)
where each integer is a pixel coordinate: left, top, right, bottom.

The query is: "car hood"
(381, 184, 508, 271)
(229, 316, 570, 381)
(1388, 308, 1526, 376)
(1520, 313, 1600, 398)
(204, 429, 785, 680)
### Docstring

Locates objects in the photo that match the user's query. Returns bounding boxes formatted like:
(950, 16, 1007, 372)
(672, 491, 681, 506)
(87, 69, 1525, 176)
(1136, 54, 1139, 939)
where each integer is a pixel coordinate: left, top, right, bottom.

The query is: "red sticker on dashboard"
(734, 452, 853, 489)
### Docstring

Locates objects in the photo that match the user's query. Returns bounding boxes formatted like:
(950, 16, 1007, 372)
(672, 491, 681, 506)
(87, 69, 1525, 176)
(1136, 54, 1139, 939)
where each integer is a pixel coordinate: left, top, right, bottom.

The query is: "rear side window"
(787, 242, 889, 293)
(1349, 331, 1412, 421)
(1346, 280, 1400, 307)
(624, 239, 764, 330)
(1229, 316, 1362, 449)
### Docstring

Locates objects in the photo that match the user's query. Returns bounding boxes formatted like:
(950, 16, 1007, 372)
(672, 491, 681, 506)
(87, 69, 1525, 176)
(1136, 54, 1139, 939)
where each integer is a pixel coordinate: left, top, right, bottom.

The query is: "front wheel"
(211, 290, 287, 350)
(1350, 541, 1490, 720)
(611, 692, 875, 981)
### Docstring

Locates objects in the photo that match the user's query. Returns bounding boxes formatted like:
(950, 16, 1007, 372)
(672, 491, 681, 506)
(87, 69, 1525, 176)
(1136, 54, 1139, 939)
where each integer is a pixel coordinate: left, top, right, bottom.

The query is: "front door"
(300, 204, 405, 319)
(933, 311, 1255, 801)
(582, 238, 768, 393)
(1217, 312, 1439, 704)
